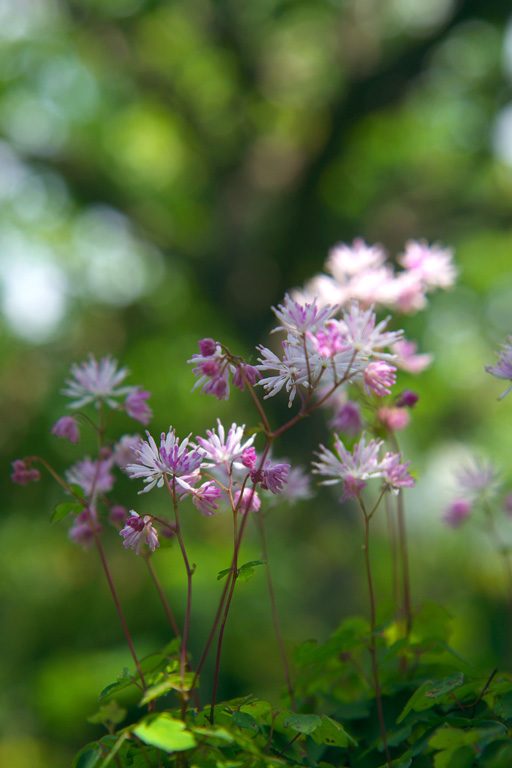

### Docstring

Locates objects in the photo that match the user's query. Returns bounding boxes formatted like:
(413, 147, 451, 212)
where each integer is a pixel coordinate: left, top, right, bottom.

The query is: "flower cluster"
(443, 458, 504, 528)
(256, 297, 402, 407)
(296, 238, 456, 315)
(187, 339, 260, 401)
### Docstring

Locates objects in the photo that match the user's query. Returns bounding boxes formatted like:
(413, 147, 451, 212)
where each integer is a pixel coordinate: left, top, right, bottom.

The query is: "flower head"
(443, 499, 472, 528)
(312, 433, 385, 500)
(485, 337, 512, 399)
(251, 460, 290, 495)
(61, 355, 132, 409)
(120, 510, 160, 554)
(363, 361, 397, 397)
(123, 387, 152, 425)
(398, 240, 457, 290)
(188, 341, 231, 401)
(233, 487, 261, 513)
(11, 459, 41, 485)
(69, 507, 103, 549)
(66, 457, 115, 496)
(191, 481, 222, 516)
(126, 428, 203, 493)
(339, 302, 402, 360)
(113, 434, 142, 469)
(271, 293, 337, 337)
(379, 452, 415, 493)
(196, 420, 255, 468)
(51, 415, 80, 443)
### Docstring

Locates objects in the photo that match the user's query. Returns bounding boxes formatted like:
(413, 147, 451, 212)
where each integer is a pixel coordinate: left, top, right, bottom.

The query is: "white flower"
(271, 293, 338, 337)
(339, 302, 402, 360)
(126, 428, 202, 493)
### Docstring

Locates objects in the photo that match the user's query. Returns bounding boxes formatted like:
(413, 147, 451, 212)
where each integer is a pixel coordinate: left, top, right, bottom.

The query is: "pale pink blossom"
(196, 419, 255, 468)
(66, 457, 115, 496)
(188, 342, 231, 401)
(379, 452, 415, 492)
(113, 434, 142, 469)
(378, 406, 410, 431)
(251, 460, 290, 494)
(391, 340, 433, 374)
(339, 302, 402, 359)
(399, 240, 457, 289)
(271, 293, 338, 337)
(124, 387, 152, 425)
(329, 400, 363, 435)
(68, 507, 103, 549)
(191, 481, 222, 516)
(233, 487, 261, 513)
(62, 355, 132, 409)
(126, 428, 202, 493)
(312, 433, 384, 500)
(52, 415, 80, 443)
(120, 510, 160, 554)
(363, 361, 397, 397)
(443, 499, 472, 528)
(326, 238, 387, 279)
(485, 337, 512, 399)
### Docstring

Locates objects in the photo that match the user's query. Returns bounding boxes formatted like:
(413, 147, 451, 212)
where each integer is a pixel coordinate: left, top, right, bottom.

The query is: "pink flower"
(188, 342, 232, 401)
(395, 389, 419, 408)
(380, 453, 415, 492)
(68, 507, 103, 549)
(51, 415, 80, 443)
(120, 511, 160, 554)
(326, 238, 387, 279)
(485, 337, 512, 399)
(113, 434, 142, 469)
(241, 447, 257, 469)
(11, 459, 40, 485)
(66, 457, 115, 496)
(443, 499, 472, 528)
(191, 481, 222, 516)
(124, 387, 152, 425)
(278, 466, 312, 503)
(61, 355, 132, 409)
(196, 419, 255, 468)
(233, 488, 261, 513)
(232, 363, 261, 391)
(271, 293, 337, 336)
(251, 460, 290, 494)
(126, 428, 203, 493)
(329, 401, 362, 435)
(109, 505, 128, 524)
(312, 432, 384, 500)
(399, 240, 457, 290)
(308, 322, 347, 358)
(391, 340, 433, 374)
(363, 361, 397, 397)
(378, 406, 410, 431)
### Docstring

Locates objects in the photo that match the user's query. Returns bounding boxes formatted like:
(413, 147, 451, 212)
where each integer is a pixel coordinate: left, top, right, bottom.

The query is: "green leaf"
(283, 713, 321, 735)
(232, 710, 260, 733)
(397, 680, 434, 723)
(139, 671, 195, 705)
(425, 673, 465, 699)
(132, 713, 197, 752)
(429, 726, 480, 750)
(72, 746, 101, 768)
(87, 700, 127, 727)
(494, 690, 512, 719)
(191, 725, 235, 745)
(434, 745, 475, 768)
(311, 715, 355, 747)
(237, 560, 266, 583)
(97, 732, 130, 767)
(51, 501, 82, 523)
(69, 484, 85, 499)
(217, 568, 231, 581)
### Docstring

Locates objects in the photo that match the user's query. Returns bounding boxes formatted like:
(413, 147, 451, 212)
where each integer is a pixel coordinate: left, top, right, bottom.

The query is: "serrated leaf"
(283, 713, 321, 735)
(51, 501, 82, 523)
(311, 715, 354, 747)
(425, 673, 465, 699)
(132, 713, 196, 752)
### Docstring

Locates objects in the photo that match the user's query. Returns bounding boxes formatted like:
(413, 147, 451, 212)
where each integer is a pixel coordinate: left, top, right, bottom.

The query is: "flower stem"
(357, 496, 393, 768)
(144, 556, 181, 640)
(256, 513, 296, 710)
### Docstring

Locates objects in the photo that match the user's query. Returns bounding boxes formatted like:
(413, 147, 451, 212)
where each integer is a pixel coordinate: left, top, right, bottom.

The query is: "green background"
(2, 0, 512, 765)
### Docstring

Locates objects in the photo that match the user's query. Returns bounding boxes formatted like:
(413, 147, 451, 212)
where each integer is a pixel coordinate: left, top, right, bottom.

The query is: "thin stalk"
(387, 431, 413, 636)
(163, 477, 194, 717)
(144, 556, 181, 640)
(256, 513, 296, 710)
(357, 496, 393, 768)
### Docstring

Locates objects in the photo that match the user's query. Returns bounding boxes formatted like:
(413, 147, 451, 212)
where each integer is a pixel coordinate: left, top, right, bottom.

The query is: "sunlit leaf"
(132, 713, 197, 752)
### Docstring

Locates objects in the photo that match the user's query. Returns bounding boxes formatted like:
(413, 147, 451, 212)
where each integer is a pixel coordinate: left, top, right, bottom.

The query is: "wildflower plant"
(12, 238, 512, 768)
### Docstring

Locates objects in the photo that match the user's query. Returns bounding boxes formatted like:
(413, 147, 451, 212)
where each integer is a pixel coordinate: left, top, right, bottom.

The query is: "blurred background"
(2, 0, 512, 765)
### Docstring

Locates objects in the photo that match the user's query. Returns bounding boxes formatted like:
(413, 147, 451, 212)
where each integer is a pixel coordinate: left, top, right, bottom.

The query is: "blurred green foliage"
(2, 0, 512, 765)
